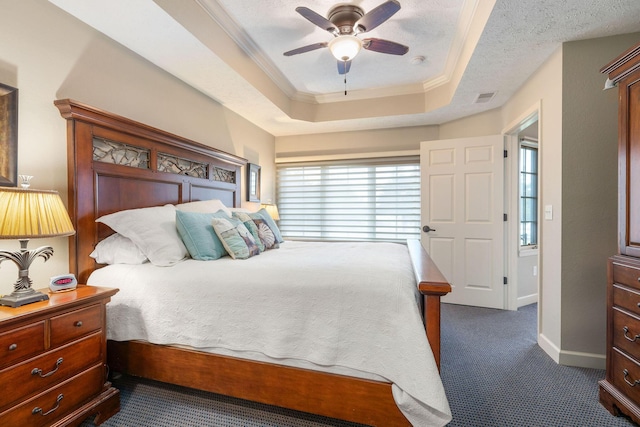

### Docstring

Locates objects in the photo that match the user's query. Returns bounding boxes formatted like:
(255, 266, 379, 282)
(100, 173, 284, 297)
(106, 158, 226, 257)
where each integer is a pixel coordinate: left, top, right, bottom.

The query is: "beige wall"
(501, 47, 566, 359)
(439, 108, 503, 139)
(276, 125, 438, 161)
(0, 0, 274, 296)
(560, 34, 640, 357)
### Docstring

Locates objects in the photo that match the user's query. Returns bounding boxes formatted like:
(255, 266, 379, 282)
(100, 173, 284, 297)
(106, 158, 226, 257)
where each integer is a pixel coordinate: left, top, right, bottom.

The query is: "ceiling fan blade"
(363, 38, 408, 55)
(355, 0, 401, 33)
(283, 42, 328, 56)
(337, 60, 352, 75)
(296, 6, 338, 34)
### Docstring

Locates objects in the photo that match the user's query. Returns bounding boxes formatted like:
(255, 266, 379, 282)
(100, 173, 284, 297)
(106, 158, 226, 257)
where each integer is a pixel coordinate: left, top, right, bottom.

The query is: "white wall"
(518, 254, 538, 304)
(0, 0, 274, 297)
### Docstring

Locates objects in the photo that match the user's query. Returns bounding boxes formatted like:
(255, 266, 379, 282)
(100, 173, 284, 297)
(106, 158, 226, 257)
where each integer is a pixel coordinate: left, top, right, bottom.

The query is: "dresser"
(0, 285, 119, 427)
(600, 42, 640, 423)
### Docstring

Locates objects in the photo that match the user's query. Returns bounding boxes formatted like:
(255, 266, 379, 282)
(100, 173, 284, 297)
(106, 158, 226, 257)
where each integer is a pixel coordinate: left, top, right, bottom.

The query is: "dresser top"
(0, 285, 118, 323)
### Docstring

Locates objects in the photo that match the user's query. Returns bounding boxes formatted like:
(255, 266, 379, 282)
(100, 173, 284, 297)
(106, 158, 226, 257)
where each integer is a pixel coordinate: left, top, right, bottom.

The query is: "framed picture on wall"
(0, 82, 18, 187)
(247, 163, 261, 202)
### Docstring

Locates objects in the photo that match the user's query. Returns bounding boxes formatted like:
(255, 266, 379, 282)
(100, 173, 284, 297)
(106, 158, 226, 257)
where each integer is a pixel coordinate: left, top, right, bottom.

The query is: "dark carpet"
(81, 303, 634, 426)
(440, 303, 633, 427)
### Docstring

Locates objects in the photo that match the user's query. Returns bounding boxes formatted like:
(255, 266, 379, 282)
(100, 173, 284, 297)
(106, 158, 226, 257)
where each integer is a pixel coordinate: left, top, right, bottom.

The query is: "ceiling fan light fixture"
(329, 35, 362, 61)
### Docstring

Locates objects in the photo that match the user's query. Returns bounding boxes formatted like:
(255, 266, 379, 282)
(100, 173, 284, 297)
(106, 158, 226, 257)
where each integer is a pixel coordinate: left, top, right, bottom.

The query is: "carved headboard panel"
(55, 99, 247, 283)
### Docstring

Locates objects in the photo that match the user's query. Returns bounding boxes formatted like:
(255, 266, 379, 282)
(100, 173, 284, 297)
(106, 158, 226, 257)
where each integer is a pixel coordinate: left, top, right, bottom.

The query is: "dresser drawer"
(613, 284, 640, 317)
(50, 304, 102, 348)
(0, 321, 45, 370)
(613, 262, 640, 291)
(611, 348, 640, 403)
(613, 308, 640, 357)
(0, 363, 104, 427)
(0, 332, 103, 412)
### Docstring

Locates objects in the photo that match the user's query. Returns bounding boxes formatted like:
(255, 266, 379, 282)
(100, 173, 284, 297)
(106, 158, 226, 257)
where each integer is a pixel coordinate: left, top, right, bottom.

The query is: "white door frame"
(502, 101, 542, 312)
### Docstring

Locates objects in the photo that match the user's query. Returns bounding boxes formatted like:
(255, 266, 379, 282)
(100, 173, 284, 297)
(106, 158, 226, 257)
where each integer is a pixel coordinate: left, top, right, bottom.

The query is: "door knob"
(422, 225, 436, 233)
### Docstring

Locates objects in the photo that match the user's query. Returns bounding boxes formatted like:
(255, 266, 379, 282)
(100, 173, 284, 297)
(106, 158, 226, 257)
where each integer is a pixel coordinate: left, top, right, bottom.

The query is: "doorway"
(505, 110, 540, 311)
(420, 107, 541, 312)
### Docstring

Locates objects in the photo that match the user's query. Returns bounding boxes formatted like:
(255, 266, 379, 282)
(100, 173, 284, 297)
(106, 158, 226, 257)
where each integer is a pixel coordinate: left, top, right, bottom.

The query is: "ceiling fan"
(283, 0, 409, 76)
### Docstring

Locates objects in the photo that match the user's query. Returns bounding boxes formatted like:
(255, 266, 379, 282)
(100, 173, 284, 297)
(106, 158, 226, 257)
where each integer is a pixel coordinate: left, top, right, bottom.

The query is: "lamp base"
(0, 288, 49, 308)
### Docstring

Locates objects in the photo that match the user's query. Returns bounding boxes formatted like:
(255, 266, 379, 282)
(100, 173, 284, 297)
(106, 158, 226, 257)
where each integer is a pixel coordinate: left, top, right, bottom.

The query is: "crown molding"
(197, 0, 297, 98)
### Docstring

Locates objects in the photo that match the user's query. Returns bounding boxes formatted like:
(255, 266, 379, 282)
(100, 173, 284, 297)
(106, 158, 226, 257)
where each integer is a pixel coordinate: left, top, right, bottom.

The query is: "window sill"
(519, 246, 538, 257)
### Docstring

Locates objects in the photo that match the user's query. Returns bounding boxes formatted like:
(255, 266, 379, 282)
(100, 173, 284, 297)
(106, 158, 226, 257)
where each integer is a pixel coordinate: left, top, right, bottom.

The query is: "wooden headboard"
(55, 99, 247, 283)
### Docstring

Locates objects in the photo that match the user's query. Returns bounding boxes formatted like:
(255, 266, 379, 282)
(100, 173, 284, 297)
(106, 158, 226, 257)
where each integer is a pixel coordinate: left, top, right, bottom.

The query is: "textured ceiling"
(48, 0, 640, 136)
(210, 0, 466, 95)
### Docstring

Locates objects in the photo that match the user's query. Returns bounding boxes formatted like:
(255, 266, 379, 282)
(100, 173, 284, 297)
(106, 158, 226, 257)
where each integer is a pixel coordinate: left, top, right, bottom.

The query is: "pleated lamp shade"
(260, 203, 280, 221)
(0, 187, 75, 239)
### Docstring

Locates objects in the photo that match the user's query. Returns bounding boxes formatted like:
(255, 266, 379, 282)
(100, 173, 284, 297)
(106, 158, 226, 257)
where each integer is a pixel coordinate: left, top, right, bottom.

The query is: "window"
(519, 139, 538, 248)
(276, 157, 420, 242)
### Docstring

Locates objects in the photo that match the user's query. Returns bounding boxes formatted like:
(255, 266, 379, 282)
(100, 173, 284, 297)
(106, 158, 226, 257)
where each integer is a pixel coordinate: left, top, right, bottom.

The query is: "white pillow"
(90, 233, 148, 265)
(228, 207, 252, 214)
(176, 199, 231, 217)
(96, 204, 187, 266)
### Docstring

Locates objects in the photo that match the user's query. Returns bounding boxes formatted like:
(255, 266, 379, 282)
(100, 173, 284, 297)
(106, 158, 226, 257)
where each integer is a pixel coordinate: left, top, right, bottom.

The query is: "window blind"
(276, 157, 421, 242)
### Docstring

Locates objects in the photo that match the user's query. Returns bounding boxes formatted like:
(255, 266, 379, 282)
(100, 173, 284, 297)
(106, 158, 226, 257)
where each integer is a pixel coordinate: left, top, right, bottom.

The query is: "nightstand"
(0, 285, 119, 427)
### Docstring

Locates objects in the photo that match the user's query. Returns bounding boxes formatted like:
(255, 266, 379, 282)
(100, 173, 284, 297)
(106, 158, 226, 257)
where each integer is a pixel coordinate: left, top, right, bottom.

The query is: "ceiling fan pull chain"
(344, 60, 348, 95)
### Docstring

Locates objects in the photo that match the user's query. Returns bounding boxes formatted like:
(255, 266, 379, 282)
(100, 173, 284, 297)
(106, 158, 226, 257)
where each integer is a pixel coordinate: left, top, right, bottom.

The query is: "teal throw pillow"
(176, 210, 229, 260)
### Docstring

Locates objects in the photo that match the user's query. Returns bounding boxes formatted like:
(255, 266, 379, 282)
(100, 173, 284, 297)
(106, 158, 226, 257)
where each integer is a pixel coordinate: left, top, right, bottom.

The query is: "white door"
(420, 135, 505, 309)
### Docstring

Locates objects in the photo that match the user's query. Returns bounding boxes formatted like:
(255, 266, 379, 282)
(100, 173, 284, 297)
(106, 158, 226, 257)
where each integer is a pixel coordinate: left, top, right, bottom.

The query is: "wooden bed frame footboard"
(57, 99, 451, 427)
(407, 239, 452, 370)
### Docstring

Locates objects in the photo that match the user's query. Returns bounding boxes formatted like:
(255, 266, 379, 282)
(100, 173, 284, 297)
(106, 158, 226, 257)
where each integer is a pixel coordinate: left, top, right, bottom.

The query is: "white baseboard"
(538, 333, 605, 369)
(558, 349, 605, 369)
(517, 293, 538, 308)
(538, 333, 560, 363)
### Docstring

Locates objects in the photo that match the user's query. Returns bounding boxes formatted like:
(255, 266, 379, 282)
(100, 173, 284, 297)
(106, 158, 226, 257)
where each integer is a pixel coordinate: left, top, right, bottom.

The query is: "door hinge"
(504, 150, 508, 158)
(503, 277, 508, 285)
(503, 213, 507, 221)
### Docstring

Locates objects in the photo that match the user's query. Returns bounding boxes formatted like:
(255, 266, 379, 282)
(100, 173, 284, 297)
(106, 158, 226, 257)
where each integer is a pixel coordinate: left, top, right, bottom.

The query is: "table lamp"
(260, 203, 280, 221)
(0, 178, 75, 307)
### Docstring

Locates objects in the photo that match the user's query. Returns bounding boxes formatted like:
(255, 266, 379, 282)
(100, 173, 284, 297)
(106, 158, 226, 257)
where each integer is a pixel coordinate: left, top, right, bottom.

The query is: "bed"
(55, 99, 452, 427)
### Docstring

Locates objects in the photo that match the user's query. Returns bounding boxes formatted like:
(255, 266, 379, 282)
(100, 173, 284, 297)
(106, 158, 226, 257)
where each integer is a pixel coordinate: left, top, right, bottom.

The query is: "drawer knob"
(74, 320, 83, 327)
(32, 394, 63, 417)
(8, 343, 17, 351)
(623, 326, 640, 343)
(31, 357, 63, 378)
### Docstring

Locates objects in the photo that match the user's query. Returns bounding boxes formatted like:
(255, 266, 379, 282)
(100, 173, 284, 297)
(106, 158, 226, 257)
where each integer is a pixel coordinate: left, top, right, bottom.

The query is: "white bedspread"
(89, 241, 451, 426)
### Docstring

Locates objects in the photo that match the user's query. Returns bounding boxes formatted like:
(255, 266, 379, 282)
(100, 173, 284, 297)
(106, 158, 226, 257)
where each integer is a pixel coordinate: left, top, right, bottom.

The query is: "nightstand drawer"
(613, 284, 640, 317)
(0, 321, 45, 370)
(0, 363, 104, 427)
(611, 348, 640, 403)
(50, 304, 102, 347)
(613, 308, 640, 357)
(0, 332, 103, 412)
(613, 262, 640, 291)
